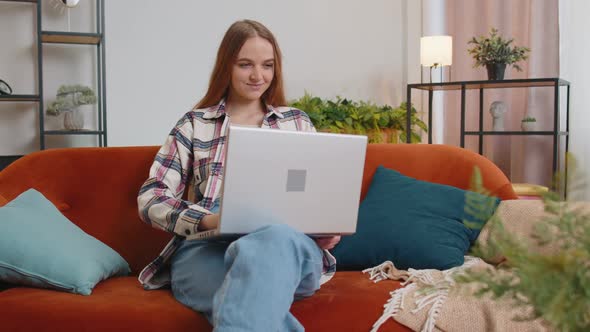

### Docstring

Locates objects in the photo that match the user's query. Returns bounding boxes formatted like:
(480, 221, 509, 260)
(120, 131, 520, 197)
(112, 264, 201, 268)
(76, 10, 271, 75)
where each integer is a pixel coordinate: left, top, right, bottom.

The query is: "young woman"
(137, 19, 341, 331)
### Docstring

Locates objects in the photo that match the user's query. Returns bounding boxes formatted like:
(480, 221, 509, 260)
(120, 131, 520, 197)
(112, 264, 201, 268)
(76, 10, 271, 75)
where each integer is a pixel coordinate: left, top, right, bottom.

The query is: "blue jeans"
(170, 204, 324, 332)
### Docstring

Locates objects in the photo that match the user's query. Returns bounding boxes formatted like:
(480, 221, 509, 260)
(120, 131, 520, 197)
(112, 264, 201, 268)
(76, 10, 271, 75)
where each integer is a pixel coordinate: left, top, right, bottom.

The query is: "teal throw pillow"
(332, 166, 500, 271)
(0, 189, 130, 295)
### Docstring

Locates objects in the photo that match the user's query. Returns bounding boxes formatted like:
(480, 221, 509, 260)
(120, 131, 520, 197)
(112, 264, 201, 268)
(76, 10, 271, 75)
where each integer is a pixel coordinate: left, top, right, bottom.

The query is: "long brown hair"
(195, 20, 287, 109)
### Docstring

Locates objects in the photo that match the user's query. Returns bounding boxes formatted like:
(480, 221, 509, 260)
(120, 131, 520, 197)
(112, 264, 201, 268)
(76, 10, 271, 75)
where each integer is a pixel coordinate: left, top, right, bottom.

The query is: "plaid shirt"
(137, 99, 336, 290)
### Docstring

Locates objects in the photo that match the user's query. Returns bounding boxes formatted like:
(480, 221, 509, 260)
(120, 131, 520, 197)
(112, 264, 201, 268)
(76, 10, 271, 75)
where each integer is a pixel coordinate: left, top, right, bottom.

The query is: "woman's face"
(229, 36, 275, 103)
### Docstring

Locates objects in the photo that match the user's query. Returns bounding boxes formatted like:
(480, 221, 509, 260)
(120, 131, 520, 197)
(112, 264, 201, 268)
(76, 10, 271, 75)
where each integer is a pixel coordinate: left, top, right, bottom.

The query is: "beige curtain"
(437, 0, 559, 186)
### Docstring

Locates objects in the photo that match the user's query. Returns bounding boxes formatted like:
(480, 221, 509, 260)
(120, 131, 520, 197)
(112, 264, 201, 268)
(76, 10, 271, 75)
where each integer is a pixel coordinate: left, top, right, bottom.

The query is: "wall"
(559, 0, 590, 199)
(0, 0, 415, 154)
(105, 0, 411, 147)
(6, 1, 581, 194)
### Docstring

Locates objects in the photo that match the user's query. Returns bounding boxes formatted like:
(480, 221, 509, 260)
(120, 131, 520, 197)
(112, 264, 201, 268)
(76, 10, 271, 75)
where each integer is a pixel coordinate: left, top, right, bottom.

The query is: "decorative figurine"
(489, 101, 507, 131)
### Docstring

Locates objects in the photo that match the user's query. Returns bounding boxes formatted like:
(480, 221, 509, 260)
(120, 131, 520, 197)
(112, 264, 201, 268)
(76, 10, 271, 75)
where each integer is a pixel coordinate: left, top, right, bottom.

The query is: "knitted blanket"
(363, 257, 551, 332)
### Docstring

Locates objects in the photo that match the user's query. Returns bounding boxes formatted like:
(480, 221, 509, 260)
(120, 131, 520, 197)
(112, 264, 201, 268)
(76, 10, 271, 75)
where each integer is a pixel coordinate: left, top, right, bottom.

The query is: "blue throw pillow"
(0, 189, 130, 295)
(332, 166, 500, 271)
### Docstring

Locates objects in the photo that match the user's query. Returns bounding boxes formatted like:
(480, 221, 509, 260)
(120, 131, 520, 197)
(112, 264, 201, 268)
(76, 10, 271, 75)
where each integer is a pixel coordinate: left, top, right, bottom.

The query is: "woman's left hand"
(314, 236, 341, 250)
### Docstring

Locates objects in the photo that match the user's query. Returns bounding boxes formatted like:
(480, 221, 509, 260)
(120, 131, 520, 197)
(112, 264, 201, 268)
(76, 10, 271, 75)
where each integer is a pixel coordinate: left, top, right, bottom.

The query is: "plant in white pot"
(46, 85, 97, 130)
(521, 116, 537, 131)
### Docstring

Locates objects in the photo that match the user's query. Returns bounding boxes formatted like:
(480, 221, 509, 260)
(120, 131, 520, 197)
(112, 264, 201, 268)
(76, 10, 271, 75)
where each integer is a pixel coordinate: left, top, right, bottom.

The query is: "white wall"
(422, 0, 446, 144)
(559, 0, 590, 199)
(105, 0, 410, 147)
(0, 0, 415, 155)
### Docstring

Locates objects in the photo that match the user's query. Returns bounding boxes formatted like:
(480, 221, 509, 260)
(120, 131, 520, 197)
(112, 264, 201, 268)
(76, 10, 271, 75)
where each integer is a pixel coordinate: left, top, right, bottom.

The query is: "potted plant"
(467, 28, 530, 80)
(521, 116, 537, 131)
(461, 164, 590, 332)
(289, 92, 427, 143)
(46, 84, 97, 130)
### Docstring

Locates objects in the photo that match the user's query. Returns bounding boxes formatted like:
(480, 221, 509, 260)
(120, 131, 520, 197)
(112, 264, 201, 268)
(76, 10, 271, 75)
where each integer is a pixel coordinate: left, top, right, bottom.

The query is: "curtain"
(427, 0, 559, 186)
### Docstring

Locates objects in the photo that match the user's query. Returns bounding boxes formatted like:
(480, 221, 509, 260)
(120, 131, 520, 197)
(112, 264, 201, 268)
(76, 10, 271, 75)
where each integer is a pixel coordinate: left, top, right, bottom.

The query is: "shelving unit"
(0, 0, 107, 156)
(406, 78, 570, 189)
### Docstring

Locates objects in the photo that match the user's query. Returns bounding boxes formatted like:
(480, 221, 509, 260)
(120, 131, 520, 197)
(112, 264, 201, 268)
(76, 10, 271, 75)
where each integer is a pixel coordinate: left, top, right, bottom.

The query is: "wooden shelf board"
(41, 31, 101, 45)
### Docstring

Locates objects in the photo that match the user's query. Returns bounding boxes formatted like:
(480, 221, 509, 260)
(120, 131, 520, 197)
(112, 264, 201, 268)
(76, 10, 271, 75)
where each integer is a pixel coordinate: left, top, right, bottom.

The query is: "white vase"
(64, 108, 84, 130)
(521, 121, 535, 131)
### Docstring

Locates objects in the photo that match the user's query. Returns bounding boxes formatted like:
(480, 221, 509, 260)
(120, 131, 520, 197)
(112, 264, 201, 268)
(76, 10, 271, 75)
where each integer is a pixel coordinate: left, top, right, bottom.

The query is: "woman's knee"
(254, 223, 301, 242)
(230, 224, 319, 261)
(226, 224, 300, 259)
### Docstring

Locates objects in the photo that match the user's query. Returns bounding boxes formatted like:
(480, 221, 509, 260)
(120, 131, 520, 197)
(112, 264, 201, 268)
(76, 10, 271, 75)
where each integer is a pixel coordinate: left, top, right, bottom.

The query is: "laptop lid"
(217, 125, 367, 236)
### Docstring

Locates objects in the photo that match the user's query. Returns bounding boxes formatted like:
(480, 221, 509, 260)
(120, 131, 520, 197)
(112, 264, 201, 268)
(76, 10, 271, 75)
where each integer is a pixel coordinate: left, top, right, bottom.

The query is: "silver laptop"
(186, 125, 367, 240)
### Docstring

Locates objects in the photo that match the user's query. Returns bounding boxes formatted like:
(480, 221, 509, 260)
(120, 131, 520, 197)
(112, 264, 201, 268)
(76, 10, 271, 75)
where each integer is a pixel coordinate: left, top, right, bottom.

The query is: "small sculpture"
(489, 101, 507, 131)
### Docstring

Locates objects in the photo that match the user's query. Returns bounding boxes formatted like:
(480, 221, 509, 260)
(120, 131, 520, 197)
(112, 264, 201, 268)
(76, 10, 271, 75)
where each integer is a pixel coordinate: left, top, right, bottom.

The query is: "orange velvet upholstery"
(361, 144, 517, 201)
(0, 144, 516, 332)
(0, 272, 408, 332)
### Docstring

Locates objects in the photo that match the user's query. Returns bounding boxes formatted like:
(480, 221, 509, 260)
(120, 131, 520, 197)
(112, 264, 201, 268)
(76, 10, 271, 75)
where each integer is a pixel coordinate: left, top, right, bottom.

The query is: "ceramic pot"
(486, 63, 507, 80)
(521, 121, 535, 131)
(64, 108, 84, 130)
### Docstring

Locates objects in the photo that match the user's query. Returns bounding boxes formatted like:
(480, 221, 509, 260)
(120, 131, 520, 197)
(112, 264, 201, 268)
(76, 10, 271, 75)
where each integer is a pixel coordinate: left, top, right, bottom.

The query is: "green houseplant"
(47, 84, 97, 130)
(461, 165, 590, 332)
(289, 92, 427, 143)
(467, 28, 530, 80)
(521, 116, 537, 131)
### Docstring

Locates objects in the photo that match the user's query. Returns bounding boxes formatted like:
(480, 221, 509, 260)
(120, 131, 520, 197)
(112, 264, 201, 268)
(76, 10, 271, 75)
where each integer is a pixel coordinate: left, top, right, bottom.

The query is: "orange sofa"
(0, 144, 516, 332)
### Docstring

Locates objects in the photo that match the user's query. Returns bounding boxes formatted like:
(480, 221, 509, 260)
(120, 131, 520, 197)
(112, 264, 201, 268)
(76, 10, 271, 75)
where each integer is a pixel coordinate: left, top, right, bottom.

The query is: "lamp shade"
(420, 36, 453, 67)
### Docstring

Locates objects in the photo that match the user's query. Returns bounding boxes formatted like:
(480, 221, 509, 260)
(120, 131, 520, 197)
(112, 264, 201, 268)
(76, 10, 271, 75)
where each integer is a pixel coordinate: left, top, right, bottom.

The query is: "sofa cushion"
(0, 277, 210, 331)
(0, 189, 130, 295)
(332, 166, 500, 270)
(292, 271, 411, 331)
(0, 274, 411, 332)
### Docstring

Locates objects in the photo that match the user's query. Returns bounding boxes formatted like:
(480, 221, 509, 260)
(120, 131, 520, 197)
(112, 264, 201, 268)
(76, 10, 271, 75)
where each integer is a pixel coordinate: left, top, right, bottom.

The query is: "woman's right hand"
(198, 213, 220, 231)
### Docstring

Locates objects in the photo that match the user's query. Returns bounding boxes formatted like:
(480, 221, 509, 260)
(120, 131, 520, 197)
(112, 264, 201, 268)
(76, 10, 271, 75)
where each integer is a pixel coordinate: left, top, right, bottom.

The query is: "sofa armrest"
(0, 192, 7, 206)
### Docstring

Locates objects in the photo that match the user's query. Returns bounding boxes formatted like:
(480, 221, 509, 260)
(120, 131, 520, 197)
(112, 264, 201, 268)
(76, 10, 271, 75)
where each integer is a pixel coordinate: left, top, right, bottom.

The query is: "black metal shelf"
(0, 0, 37, 3)
(408, 78, 570, 91)
(0, 94, 40, 102)
(36, 1, 107, 148)
(406, 78, 570, 190)
(44, 130, 105, 135)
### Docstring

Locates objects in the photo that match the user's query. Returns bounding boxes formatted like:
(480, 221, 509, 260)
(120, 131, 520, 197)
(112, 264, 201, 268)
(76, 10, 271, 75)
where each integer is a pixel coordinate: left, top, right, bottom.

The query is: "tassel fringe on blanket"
(362, 257, 483, 332)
